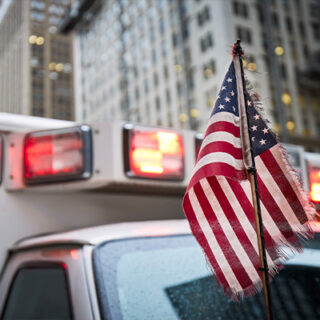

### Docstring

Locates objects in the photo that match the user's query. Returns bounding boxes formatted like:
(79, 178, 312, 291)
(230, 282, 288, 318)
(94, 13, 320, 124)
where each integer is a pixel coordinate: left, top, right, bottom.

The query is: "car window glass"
(2, 266, 72, 320)
(94, 235, 320, 320)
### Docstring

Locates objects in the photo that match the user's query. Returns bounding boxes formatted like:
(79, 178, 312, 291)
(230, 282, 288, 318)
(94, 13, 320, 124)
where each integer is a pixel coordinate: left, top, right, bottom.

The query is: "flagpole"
(233, 39, 273, 320)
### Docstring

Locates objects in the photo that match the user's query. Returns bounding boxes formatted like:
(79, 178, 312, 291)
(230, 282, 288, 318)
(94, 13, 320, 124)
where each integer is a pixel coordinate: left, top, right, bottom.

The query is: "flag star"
(232, 106, 236, 112)
(247, 100, 252, 106)
(254, 114, 260, 120)
(221, 86, 226, 90)
(260, 139, 266, 145)
(227, 77, 233, 83)
(217, 95, 220, 100)
(231, 90, 235, 96)
(218, 104, 225, 109)
(252, 137, 255, 141)
(262, 128, 269, 134)
(251, 125, 257, 131)
(224, 97, 231, 102)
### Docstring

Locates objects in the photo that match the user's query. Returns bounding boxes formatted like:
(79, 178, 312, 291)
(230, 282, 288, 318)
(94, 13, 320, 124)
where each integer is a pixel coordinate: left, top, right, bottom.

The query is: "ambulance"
(0, 112, 320, 320)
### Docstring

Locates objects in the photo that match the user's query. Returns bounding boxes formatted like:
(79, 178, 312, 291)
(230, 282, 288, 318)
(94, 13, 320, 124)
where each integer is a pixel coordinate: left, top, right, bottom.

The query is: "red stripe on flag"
(182, 192, 230, 289)
(193, 181, 253, 290)
(197, 141, 243, 162)
(257, 174, 296, 241)
(187, 163, 247, 192)
(259, 149, 307, 225)
(205, 121, 240, 138)
(207, 176, 261, 271)
(227, 179, 279, 261)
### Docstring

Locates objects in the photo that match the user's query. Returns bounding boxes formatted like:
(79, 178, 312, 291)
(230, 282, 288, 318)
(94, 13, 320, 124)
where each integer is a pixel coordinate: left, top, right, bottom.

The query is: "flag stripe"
(259, 149, 306, 225)
(187, 162, 247, 192)
(188, 187, 243, 293)
(193, 152, 244, 175)
(240, 181, 286, 258)
(198, 141, 243, 161)
(220, 177, 276, 267)
(270, 146, 307, 208)
(183, 193, 230, 289)
(203, 177, 261, 284)
(256, 174, 296, 241)
(193, 182, 253, 290)
(205, 121, 240, 138)
(206, 111, 239, 128)
(256, 156, 304, 229)
(200, 131, 242, 152)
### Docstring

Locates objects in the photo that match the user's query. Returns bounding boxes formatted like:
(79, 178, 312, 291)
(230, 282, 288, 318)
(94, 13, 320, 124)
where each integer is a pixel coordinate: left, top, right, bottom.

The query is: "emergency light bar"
(24, 126, 92, 184)
(123, 124, 184, 180)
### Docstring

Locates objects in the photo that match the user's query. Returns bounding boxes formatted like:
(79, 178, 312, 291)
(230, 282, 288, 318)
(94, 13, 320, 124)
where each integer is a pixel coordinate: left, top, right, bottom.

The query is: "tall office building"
(0, 0, 74, 120)
(61, 0, 320, 151)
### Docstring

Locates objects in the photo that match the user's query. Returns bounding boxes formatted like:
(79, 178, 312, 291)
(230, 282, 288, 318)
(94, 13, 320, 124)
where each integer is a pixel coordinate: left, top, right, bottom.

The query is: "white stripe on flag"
(188, 187, 243, 294)
(255, 156, 302, 230)
(241, 181, 286, 243)
(193, 152, 244, 175)
(200, 178, 261, 284)
(218, 177, 275, 268)
(200, 131, 242, 152)
(207, 111, 239, 127)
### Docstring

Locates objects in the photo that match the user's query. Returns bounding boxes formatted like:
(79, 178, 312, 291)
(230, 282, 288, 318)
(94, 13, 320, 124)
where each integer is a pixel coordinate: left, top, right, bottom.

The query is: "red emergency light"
(310, 167, 320, 203)
(124, 125, 184, 180)
(24, 126, 92, 184)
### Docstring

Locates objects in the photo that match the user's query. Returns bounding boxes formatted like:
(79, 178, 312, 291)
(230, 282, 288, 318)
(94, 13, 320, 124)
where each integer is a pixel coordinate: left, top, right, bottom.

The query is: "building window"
(236, 26, 252, 44)
(312, 23, 320, 40)
(197, 6, 211, 27)
(155, 96, 161, 110)
(203, 60, 216, 79)
(172, 33, 179, 47)
(200, 32, 213, 52)
(233, 1, 249, 18)
(286, 18, 293, 34)
(153, 72, 159, 87)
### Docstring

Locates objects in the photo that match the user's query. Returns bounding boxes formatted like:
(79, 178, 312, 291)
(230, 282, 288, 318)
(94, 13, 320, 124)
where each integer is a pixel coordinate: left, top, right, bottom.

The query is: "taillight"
(310, 167, 320, 203)
(24, 126, 92, 184)
(124, 125, 184, 180)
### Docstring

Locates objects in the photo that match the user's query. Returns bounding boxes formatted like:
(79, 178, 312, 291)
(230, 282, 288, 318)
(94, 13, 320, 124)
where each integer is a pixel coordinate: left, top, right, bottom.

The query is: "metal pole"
(233, 40, 273, 320)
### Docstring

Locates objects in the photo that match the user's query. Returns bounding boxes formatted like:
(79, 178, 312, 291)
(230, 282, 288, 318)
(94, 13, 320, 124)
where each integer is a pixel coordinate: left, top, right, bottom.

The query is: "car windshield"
(93, 234, 320, 320)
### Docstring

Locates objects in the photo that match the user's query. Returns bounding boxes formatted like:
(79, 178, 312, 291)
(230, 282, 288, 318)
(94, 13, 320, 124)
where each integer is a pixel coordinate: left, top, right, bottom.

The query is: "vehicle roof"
(11, 220, 320, 252)
(11, 219, 191, 251)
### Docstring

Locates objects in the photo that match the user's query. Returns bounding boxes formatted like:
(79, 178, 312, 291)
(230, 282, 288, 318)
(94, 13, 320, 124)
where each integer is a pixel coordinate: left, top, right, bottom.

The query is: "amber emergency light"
(24, 126, 92, 184)
(124, 125, 184, 180)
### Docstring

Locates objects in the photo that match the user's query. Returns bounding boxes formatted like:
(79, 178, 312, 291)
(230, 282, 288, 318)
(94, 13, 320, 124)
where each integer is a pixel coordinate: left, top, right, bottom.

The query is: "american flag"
(183, 60, 314, 298)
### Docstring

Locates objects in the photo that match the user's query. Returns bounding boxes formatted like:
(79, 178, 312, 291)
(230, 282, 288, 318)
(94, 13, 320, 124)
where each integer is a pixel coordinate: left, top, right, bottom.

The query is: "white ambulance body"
(0, 112, 195, 269)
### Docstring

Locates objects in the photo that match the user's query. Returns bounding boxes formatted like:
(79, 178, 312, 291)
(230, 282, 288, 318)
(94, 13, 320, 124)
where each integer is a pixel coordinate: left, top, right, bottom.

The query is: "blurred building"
(61, 0, 320, 151)
(0, 0, 74, 120)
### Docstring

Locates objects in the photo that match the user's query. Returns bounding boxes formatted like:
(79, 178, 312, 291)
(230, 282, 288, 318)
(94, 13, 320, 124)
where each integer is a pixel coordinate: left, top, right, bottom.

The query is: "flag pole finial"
(232, 39, 244, 57)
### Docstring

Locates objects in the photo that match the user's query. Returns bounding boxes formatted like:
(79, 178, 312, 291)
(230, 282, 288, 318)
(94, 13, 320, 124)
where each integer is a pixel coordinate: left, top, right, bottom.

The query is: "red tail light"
(124, 125, 184, 180)
(24, 126, 92, 184)
(310, 167, 320, 203)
